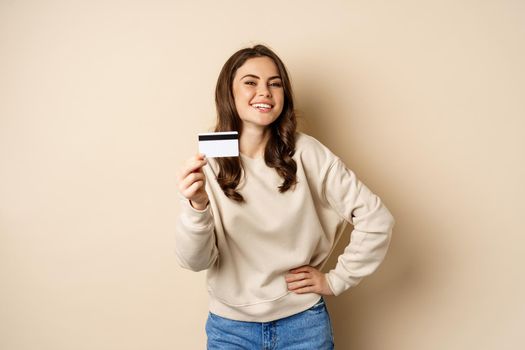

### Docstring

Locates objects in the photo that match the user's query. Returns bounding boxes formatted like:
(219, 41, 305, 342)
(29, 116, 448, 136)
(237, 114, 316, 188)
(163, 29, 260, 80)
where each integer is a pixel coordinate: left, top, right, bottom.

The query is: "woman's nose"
(258, 85, 271, 97)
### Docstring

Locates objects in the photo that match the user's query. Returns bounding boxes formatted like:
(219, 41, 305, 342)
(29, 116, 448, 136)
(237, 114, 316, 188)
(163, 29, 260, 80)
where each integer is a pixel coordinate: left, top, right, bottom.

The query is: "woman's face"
(232, 56, 284, 130)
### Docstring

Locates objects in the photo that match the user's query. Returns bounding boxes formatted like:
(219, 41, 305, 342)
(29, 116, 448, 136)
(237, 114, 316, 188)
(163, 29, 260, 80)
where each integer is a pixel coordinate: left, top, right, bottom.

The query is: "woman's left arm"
(323, 158, 395, 296)
(287, 157, 395, 296)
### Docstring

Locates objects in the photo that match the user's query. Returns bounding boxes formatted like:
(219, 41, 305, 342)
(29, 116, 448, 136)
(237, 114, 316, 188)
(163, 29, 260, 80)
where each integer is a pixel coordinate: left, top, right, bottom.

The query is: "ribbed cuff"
(326, 271, 360, 296)
(179, 198, 213, 229)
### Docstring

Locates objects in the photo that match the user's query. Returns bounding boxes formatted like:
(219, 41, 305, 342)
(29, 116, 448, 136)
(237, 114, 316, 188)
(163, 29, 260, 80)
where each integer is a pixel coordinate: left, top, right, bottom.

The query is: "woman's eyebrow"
(241, 74, 282, 80)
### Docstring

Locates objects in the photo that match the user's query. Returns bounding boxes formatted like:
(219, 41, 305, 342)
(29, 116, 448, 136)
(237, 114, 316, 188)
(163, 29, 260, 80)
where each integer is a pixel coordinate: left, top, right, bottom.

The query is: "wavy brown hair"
(214, 44, 297, 203)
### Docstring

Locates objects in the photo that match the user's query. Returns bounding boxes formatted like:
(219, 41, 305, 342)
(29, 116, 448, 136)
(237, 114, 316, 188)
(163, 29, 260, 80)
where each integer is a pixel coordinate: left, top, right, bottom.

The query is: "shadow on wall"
(321, 222, 421, 349)
(296, 83, 440, 349)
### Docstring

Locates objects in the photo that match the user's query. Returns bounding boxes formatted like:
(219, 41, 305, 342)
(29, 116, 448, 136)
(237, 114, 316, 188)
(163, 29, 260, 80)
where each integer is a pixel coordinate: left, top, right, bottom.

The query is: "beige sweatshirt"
(175, 132, 395, 322)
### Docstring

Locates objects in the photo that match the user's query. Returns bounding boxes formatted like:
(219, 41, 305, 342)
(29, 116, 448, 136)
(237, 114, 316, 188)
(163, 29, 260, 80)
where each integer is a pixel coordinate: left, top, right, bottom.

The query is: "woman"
(175, 44, 395, 349)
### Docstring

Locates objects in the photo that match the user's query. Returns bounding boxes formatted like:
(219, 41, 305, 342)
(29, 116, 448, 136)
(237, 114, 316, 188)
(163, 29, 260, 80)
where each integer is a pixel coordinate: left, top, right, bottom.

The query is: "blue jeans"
(205, 297, 334, 349)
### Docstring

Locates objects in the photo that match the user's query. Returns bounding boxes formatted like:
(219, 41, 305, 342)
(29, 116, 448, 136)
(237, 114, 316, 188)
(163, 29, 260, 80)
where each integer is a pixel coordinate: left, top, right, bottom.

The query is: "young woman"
(175, 44, 395, 349)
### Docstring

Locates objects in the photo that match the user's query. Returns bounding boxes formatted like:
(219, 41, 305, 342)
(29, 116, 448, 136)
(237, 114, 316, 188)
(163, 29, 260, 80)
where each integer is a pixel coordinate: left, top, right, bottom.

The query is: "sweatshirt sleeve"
(322, 158, 395, 296)
(174, 196, 218, 272)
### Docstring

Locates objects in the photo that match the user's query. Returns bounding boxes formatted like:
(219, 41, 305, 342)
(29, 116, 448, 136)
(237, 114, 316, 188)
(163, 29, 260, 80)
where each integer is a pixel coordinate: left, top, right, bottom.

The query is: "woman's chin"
(241, 116, 279, 129)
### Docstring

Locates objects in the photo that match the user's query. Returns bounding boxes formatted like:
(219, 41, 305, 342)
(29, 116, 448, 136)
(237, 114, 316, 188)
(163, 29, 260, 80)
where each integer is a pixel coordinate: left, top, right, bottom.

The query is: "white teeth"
(252, 103, 272, 109)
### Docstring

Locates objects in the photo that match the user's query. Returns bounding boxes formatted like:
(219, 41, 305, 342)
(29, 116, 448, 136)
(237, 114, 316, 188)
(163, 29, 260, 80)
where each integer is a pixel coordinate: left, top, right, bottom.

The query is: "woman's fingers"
(178, 172, 206, 193)
(285, 272, 309, 283)
(286, 265, 334, 296)
(176, 154, 210, 205)
(178, 155, 208, 180)
(286, 270, 313, 291)
(184, 180, 205, 198)
(287, 278, 313, 291)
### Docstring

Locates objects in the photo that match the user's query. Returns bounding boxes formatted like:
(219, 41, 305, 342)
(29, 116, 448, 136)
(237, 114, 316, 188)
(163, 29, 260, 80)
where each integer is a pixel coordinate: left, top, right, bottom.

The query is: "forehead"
(235, 56, 280, 79)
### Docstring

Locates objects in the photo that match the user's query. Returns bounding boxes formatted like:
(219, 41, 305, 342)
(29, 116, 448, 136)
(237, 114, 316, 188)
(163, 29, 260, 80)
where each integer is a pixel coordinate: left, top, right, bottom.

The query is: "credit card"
(198, 131, 239, 158)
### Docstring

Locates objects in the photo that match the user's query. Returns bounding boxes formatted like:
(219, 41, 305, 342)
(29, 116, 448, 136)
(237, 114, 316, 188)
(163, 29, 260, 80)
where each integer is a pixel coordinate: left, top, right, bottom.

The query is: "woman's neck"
(239, 125, 270, 159)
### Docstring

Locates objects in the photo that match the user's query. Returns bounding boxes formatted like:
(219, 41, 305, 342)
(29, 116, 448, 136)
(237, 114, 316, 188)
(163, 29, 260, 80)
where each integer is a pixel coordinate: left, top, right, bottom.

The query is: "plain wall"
(1, 0, 524, 349)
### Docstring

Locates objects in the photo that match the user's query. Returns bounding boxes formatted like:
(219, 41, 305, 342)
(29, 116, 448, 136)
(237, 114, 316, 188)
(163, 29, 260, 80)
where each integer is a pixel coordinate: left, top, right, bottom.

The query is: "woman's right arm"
(174, 154, 218, 272)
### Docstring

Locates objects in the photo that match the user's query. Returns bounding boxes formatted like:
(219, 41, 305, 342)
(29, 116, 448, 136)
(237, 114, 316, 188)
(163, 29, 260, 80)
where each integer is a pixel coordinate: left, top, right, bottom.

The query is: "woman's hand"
(177, 154, 209, 210)
(285, 265, 334, 296)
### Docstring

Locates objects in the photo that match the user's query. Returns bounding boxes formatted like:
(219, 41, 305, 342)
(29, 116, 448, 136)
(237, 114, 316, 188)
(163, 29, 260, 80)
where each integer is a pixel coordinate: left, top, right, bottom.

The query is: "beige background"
(1, 0, 524, 349)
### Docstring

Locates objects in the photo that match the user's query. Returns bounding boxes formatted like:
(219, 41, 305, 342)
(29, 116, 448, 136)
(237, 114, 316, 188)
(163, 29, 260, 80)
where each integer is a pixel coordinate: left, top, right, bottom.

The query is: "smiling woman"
(213, 45, 298, 202)
(234, 61, 284, 117)
(175, 44, 395, 350)
(233, 57, 285, 138)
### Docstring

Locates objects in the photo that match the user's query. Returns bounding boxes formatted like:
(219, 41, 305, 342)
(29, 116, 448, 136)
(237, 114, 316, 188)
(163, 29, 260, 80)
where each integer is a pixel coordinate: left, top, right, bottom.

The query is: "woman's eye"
(244, 81, 256, 86)
(269, 82, 282, 87)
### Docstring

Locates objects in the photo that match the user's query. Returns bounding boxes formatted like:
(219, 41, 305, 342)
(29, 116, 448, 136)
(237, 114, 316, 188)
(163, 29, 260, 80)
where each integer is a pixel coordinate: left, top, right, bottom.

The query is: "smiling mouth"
(251, 103, 273, 112)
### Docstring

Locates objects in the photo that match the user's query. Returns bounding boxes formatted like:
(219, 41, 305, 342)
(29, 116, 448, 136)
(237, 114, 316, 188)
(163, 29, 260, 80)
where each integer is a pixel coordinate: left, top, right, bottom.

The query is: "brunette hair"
(214, 44, 297, 202)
